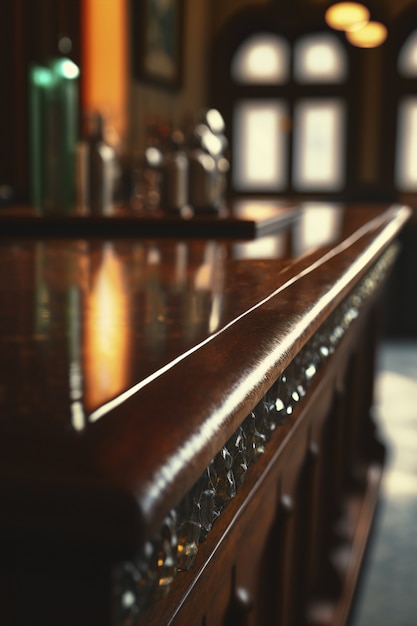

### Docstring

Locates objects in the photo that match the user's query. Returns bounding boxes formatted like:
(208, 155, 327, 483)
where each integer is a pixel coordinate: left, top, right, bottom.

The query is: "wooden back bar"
(0, 201, 411, 625)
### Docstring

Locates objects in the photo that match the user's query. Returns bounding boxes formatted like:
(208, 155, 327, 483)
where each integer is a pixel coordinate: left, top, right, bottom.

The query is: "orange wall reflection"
(84, 245, 131, 412)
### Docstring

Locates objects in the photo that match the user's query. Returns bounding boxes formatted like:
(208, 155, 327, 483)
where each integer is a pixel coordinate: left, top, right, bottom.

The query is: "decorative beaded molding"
(112, 244, 398, 625)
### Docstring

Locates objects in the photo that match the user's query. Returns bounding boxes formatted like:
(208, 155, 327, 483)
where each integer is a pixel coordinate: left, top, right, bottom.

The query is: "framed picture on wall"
(131, 0, 184, 89)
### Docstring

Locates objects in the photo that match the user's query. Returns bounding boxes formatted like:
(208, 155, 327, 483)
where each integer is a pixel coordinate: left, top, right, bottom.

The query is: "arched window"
(398, 30, 417, 77)
(395, 29, 417, 191)
(232, 33, 290, 84)
(293, 33, 347, 83)
(225, 28, 352, 197)
(231, 33, 290, 192)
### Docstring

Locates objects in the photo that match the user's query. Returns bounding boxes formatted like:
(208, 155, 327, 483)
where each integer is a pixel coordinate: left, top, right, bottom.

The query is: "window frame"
(209, 6, 361, 200)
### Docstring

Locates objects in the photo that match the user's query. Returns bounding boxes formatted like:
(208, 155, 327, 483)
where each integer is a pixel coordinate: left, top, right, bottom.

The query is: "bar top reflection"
(0, 202, 400, 432)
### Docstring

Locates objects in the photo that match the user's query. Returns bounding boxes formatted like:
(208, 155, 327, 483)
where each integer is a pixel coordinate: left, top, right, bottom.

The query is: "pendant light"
(346, 21, 388, 48)
(325, 2, 370, 32)
(325, 1, 388, 49)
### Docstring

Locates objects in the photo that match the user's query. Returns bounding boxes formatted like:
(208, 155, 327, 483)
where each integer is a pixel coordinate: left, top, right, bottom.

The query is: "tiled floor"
(349, 341, 417, 626)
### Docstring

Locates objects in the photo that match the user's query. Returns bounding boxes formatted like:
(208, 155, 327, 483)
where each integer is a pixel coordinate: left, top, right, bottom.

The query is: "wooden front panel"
(141, 299, 377, 626)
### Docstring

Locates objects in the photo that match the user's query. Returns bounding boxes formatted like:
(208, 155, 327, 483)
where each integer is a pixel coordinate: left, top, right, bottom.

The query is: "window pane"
(398, 30, 417, 77)
(395, 97, 417, 190)
(294, 33, 348, 83)
(231, 33, 290, 84)
(292, 99, 345, 190)
(233, 100, 288, 191)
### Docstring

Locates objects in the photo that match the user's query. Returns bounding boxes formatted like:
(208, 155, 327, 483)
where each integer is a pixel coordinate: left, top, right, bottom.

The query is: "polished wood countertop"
(0, 201, 410, 556)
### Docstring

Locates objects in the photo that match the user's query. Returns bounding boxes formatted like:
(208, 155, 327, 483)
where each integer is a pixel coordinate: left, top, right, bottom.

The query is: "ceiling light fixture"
(325, 1, 388, 49)
(325, 2, 370, 32)
(346, 21, 388, 48)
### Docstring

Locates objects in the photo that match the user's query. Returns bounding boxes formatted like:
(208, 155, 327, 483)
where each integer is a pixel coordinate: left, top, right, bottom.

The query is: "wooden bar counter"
(0, 201, 410, 626)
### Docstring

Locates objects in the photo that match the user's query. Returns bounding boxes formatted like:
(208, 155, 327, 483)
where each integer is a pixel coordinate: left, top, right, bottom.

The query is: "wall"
(210, 0, 268, 34)
(128, 0, 211, 154)
(81, 0, 128, 141)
